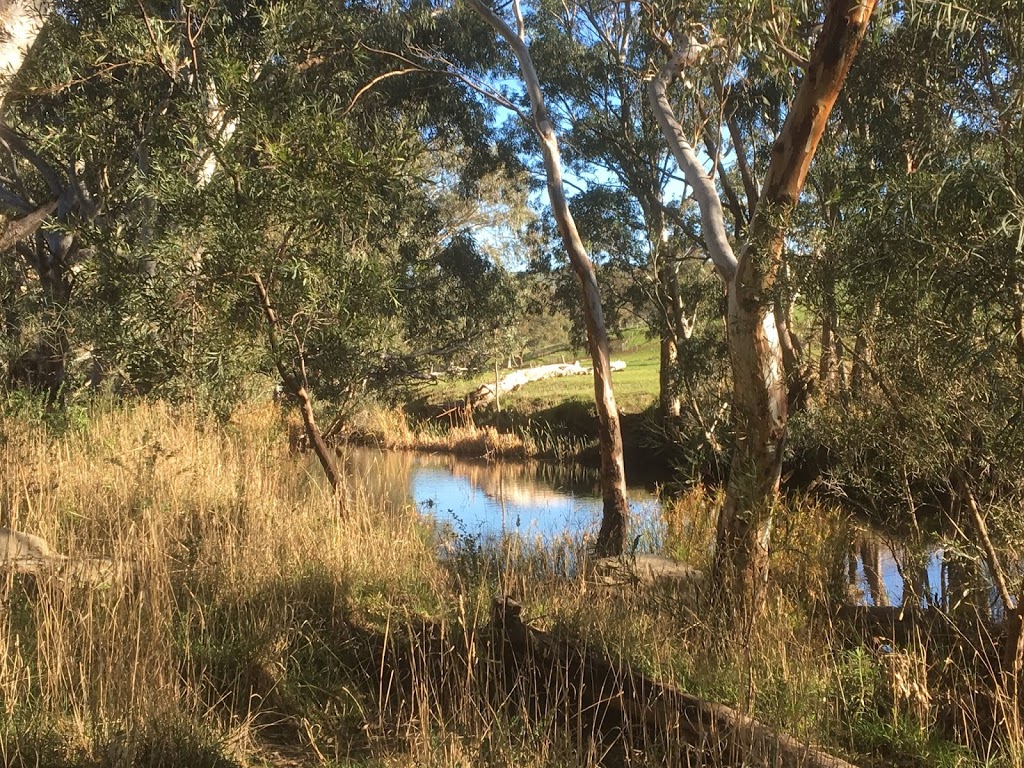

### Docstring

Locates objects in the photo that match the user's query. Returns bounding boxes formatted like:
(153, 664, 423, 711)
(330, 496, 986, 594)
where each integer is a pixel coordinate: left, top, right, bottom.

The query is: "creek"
(313, 447, 1000, 615)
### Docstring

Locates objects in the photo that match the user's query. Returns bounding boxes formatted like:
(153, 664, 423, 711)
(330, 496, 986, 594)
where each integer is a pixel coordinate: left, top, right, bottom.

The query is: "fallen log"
(470, 360, 626, 409)
(588, 553, 705, 590)
(490, 596, 860, 767)
(0, 527, 135, 590)
(0, 526, 52, 573)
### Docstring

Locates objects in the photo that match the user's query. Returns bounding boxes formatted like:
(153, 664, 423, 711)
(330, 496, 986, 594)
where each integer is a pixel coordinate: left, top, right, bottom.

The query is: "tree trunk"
(712, 281, 788, 606)
(773, 260, 810, 411)
(650, 0, 878, 612)
(850, 323, 870, 398)
(469, 0, 629, 556)
(0, 0, 51, 111)
(642, 193, 687, 425)
(253, 273, 342, 494)
(819, 261, 839, 385)
(1012, 278, 1023, 367)
(659, 333, 681, 420)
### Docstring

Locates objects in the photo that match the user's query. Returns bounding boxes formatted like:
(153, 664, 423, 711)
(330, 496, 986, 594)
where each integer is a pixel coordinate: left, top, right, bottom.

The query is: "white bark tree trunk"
(467, 0, 630, 556)
(0, 0, 50, 109)
(649, 0, 879, 610)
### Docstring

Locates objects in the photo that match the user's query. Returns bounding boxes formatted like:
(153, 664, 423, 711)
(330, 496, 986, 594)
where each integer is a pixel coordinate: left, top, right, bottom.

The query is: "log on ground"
(489, 596, 860, 768)
(470, 360, 626, 408)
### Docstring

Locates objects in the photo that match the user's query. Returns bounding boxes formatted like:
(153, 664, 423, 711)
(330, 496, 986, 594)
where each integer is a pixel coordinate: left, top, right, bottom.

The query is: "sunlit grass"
(419, 327, 661, 417)
(0, 402, 1006, 767)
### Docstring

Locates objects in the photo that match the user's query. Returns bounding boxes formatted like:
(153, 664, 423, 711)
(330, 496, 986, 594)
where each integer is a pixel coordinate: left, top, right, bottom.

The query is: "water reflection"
(846, 531, 943, 607)
(299, 447, 1003, 613)
(847, 531, 1005, 618)
(337, 446, 662, 542)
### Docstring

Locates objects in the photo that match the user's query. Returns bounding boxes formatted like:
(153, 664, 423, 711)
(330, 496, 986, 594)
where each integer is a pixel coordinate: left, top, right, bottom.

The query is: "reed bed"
(344, 405, 592, 463)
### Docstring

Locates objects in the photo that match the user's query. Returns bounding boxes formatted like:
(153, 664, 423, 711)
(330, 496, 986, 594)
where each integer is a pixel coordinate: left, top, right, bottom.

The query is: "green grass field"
(418, 327, 662, 417)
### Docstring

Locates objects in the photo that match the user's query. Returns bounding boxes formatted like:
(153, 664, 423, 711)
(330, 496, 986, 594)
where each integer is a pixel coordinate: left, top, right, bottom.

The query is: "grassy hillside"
(416, 327, 662, 417)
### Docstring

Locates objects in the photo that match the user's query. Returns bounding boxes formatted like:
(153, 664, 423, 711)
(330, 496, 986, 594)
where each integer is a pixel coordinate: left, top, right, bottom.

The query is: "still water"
(312, 447, 994, 613)
(336, 446, 662, 542)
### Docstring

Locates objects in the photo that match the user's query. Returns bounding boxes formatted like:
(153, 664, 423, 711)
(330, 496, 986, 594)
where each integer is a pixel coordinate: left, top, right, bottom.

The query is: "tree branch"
(0, 198, 54, 249)
(647, 40, 738, 283)
(0, 124, 65, 196)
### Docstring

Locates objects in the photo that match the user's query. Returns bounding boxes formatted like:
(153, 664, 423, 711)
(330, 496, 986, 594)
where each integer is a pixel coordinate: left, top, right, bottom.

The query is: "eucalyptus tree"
(648, 0, 878, 608)
(1, 0, 524, 430)
(0, 0, 189, 400)
(523, 1, 710, 424)
(466, 0, 630, 556)
(796, 0, 1024, 539)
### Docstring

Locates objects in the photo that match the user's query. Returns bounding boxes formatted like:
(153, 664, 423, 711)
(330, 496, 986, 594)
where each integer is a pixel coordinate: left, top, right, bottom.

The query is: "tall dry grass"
(0, 401, 1007, 767)
(344, 405, 588, 462)
(0, 401, 450, 766)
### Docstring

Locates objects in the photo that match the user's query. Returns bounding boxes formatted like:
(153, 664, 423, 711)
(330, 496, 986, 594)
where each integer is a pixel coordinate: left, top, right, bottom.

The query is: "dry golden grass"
(0, 402, 1005, 768)
(0, 402, 451, 766)
(346, 405, 536, 460)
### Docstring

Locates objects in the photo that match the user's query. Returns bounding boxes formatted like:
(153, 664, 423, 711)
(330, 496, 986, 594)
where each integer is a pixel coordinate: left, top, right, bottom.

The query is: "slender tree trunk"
(659, 333, 681, 420)
(253, 273, 342, 493)
(772, 259, 810, 410)
(1012, 278, 1023, 366)
(1001, 577, 1024, 715)
(469, 0, 629, 556)
(819, 261, 838, 384)
(657, 244, 684, 420)
(640, 192, 686, 424)
(650, 0, 878, 612)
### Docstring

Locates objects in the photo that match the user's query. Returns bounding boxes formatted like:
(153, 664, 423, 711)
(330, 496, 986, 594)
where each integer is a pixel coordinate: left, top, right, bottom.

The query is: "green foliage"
(0, 0, 529, 415)
(785, 0, 1024, 526)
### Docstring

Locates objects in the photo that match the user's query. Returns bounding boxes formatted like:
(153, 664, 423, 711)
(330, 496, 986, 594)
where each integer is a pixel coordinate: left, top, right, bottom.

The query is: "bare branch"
(343, 67, 419, 116)
(135, 0, 178, 80)
(363, 43, 535, 127)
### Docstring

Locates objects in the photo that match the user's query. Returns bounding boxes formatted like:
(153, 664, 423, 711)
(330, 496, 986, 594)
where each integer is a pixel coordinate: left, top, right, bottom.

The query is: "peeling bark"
(0, 0, 50, 110)
(650, 0, 878, 612)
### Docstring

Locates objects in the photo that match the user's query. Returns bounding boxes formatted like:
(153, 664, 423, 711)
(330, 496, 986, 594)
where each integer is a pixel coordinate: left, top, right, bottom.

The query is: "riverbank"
(0, 403, 1009, 767)
(372, 330, 677, 476)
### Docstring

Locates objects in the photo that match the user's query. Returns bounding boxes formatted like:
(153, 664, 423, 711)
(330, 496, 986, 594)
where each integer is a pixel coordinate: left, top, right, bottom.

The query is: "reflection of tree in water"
(860, 535, 890, 607)
(843, 529, 939, 609)
(534, 461, 602, 497)
(840, 526, 1006, 620)
(336, 447, 659, 532)
(338, 447, 415, 512)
